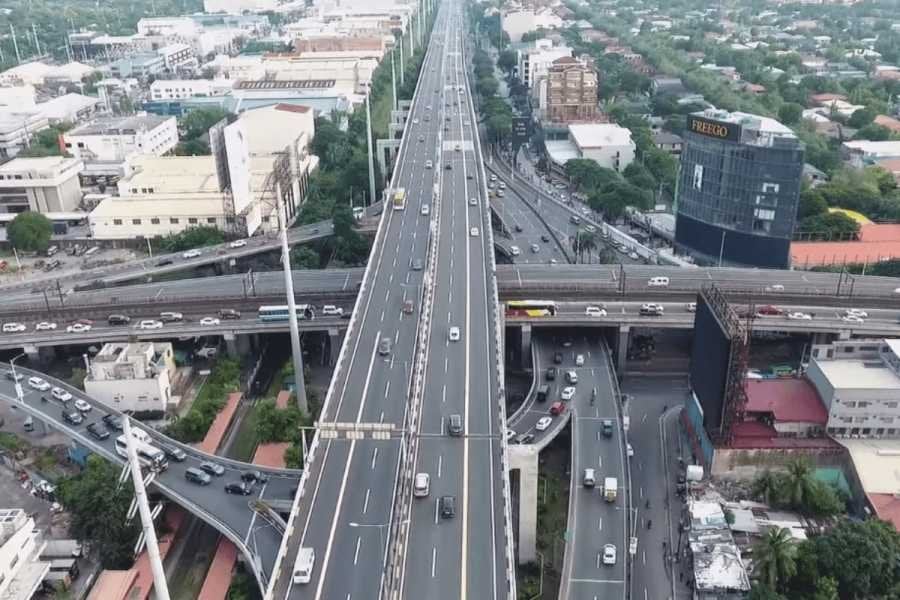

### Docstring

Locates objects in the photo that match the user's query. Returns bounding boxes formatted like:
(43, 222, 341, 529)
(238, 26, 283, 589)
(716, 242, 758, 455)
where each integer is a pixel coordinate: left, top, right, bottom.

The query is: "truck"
(392, 188, 407, 211)
(293, 547, 315, 584)
(604, 477, 618, 502)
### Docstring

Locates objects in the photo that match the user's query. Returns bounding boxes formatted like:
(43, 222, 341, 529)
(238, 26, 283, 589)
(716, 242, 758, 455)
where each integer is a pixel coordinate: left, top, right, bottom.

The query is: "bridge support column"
(223, 333, 250, 357)
(838, 329, 852, 341)
(508, 445, 539, 564)
(22, 344, 54, 364)
(812, 332, 834, 346)
(520, 324, 532, 369)
(327, 328, 343, 367)
(616, 326, 631, 377)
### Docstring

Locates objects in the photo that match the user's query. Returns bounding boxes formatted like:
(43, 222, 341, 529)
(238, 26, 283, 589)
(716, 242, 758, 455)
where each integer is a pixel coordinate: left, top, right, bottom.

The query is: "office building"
(517, 39, 572, 88)
(544, 123, 635, 174)
(538, 56, 598, 124)
(674, 109, 804, 268)
(84, 342, 176, 413)
(0, 111, 49, 160)
(150, 78, 233, 101)
(0, 508, 48, 600)
(807, 338, 900, 438)
(158, 43, 195, 71)
(0, 156, 84, 214)
(109, 53, 166, 79)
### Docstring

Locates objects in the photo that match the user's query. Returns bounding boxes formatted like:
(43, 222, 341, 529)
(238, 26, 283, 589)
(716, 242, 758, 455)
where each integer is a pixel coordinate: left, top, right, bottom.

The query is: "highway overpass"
(0, 364, 301, 593)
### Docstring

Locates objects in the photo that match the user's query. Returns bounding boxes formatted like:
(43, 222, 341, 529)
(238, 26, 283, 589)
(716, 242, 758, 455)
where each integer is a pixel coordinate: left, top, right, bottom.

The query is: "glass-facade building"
(674, 110, 805, 269)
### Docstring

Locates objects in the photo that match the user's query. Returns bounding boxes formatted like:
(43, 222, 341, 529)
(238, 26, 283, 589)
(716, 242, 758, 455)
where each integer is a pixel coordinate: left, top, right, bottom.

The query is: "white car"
(627, 443, 634, 457)
(51, 387, 72, 402)
(2, 322, 25, 333)
(469, 197, 477, 206)
(585, 306, 607, 317)
(470, 227, 479, 237)
(229, 239, 247, 249)
(561, 386, 576, 401)
(647, 276, 670, 287)
(35, 322, 56, 331)
(200, 317, 221, 326)
(845, 309, 868, 318)
(321, 305, 344, 317)
(510, 246, 521, 256)
(28, 377, 50, 391)
(575, 354, 585, 367)
(73, 399, 92, 413)
(766, 284, 785, 292)
(66, 323, 91, 333)
(425, 160, 433, 169)
(448, 326, 460, 342)
(686, 302, 697, 312)
(787, 312, 812, 320)
(535, 416, 553, 431)
(412, 118, 420, 124)
(421, 204, 430, 216)
(182, 249, 202, 259)
(138, 320, 163, 330)
(842, 314, 865, 324)
(603, 544, 617, 565)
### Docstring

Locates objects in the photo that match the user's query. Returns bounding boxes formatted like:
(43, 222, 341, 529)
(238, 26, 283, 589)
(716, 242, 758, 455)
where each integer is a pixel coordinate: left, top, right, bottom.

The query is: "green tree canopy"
(8, 212, 53, 252)
(158, 226, 225, 252)
(777, 102, 804, 125)
(799, 212, 861, 239)
(798, 188, 828, 219)
(498, 50, 518, 73)
(255, 397, 304, 443)
(291, 246, 321, 269)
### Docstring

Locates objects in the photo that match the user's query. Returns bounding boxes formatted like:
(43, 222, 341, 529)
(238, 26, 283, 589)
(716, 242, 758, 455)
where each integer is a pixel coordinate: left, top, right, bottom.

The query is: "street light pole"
(10, 352, 25, 404)
(276, 192, 308, 415)
(364, 89, 377, 204)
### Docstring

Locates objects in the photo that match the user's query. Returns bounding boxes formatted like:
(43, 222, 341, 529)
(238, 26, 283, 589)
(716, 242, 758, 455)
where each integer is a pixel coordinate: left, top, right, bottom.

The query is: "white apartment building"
(0, 156, 84, 214)
(807, 338, 900, 438)
(545, 123, 635, 173)
(0, 508, 48, 600)
(502, 8, 563, 43)
(89, 103, 318, 239)
(517, 39, 573, 88)
(0, 111, 49, 160)
(64, 114, 178, 162)
(35, 93, 101, 125)
(150, 78, 233, 101)
(137, 17, 202, 38)
(158, 43, 195, 71)
(84, 342, 176, 413)
(210, 53, 376, 95)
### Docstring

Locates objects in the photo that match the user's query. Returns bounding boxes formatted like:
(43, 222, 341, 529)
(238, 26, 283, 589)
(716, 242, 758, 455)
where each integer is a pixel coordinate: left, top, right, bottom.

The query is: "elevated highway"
(0, 364, 301, 593)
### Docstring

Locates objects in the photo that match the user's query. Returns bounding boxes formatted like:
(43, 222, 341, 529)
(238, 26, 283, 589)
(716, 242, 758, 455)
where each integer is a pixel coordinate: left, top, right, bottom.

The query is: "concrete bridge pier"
(811, 332, 835, 346)
(508, 444, 539, 564)
(223, 333, 251, 358)
(616, 325, 631, 377)
(23, 344, 55, 364)
(520, 324, 532, 370)
(327, 329, 343, 366)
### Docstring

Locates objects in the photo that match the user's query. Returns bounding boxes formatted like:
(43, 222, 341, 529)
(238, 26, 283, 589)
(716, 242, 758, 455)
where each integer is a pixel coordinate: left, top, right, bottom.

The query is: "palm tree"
(784, 457, 815, 508)
(752, 470, 781, 505)
(572, 230, 598, 263)
(753, 527, 798, 591)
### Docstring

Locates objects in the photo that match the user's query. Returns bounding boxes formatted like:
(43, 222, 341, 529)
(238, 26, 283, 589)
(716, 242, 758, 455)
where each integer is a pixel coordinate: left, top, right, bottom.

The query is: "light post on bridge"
(9, 352, 25, 405)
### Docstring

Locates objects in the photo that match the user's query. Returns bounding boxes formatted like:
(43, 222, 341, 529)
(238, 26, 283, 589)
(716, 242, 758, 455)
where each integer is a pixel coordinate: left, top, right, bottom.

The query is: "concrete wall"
(84, 373, 171, 413)
(709, 446, 845, 479)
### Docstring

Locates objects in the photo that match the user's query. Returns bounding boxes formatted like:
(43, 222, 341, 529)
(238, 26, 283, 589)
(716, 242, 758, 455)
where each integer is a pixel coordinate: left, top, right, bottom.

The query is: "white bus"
(114, 435, 169, 472)
(258, 305, 316, 322)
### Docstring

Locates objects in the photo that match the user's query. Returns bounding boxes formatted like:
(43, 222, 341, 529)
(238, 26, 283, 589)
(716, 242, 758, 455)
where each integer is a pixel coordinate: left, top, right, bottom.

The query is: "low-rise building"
(109, 53, 166, 79)
(807, 338, 900, 438)
(150, 78, 233, 101)
(35, 93, 101, 125)
(0, 508, 48, 600)
(84, 341, 176, 413)
(501, 7, 563, 43)
(158, 43, 195, 71)
(204, 0, 278, 13)
(843, 140, 900, 167)
(545, 123, 635, 174)
(0, 156, 84, 214)
(686, 501, 751, 600)
(652, 130, 683, 155)
(0, 84, 36, 109)
(0, 111, 49, 160)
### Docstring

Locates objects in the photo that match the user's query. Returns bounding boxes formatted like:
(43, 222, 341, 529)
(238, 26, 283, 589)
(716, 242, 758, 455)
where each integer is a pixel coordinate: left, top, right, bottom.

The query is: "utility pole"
(276, 183, 308, 414)
(399, 34, 405, 87)
(391, 48, 398, 112)
(10, 25, 21, 64)
(31, 24, 41, 57)
(364, 89, 377, 204)
(122, 418, 170, 600)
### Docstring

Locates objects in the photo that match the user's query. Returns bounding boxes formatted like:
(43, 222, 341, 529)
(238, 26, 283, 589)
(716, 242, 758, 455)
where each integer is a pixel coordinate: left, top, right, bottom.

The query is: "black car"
(439, 495, 456, 519)
(545, 367, 557, 381)
(218, 309, 241, 320)
(541, 234, 551, 243)
(62, 411, 83, 425)
(514, 225, 523, 233)
(107, 314, 130, 326)
(241, 470, 269, 484)
(225, 481, 253, 495)
(553, 352, 563, 365)
(86, 422, 110, 440)
(102, 414, 124, 431)
(156, 259, 174, 267)
(161, 444, 187, 462)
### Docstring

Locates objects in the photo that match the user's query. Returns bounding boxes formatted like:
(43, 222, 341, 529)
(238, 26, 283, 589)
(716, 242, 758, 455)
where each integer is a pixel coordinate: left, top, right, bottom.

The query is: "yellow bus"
(392, 187, 407, 210)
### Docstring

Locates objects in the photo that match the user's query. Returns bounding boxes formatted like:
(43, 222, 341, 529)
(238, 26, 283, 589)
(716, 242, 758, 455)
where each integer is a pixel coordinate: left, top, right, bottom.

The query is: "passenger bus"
(505, 300, 559, 318)
(258, 304, 316, 322)
(392, 188, 407, 211)
(114, 435, 169, 472)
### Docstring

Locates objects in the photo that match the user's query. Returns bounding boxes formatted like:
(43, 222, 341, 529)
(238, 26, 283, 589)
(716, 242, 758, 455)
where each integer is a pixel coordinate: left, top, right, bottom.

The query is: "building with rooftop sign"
(675, 109, 805, 269)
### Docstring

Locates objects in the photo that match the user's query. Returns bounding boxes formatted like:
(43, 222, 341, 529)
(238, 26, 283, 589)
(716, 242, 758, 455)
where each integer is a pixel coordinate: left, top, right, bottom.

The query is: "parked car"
(535, 416, 553, 431)
(199, 462, 225, 477)
(62, 410, 83, 425)
(28, 377, 50, 391)
(86, 422, 110, 440)
(103, 414, 124, 431)
(225, 482, 253, 495)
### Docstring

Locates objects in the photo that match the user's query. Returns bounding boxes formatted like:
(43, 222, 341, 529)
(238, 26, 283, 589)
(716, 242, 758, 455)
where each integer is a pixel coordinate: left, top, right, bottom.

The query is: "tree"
(778, 102, 804, 125)
(8, 212, 53, 252)
(749, 584, 788, 600)
(855, 123, 892, 141)
(798, 189, 828, 220)
(847, 106, 876, 129)
(564, 159, 620, 193)
(753, 527, 798, 592)
(57, 456, 141, 569)
(255, 398, 304, 443)
(783, 457, 815, 508)
(175, 107, 229, 155)
(623, 161, 657, 191)
(799, 212, 860, 239)
(158, 226, 225, 252)
(331, 205, 369, 266)
(477, 76, 499, 98)
(752, 469, 782, 505)
(20, 124, 72, 157)
(498, 50, 517, 73)
(291, 246, 321, 269)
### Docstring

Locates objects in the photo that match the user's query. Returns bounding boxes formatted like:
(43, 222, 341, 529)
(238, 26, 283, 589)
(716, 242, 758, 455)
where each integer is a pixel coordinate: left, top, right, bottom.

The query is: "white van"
(647, 276, 670, 288)
(129, 427, 150, 444)
(293, 547, 315, 584)
(414, 472, 430, 497)
(583, 468, 596, 488)
(322, 305, 344, 317)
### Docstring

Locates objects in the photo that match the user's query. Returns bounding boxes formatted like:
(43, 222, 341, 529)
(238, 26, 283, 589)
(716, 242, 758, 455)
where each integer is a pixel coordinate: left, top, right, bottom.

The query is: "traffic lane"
(621, 377, 689, 600)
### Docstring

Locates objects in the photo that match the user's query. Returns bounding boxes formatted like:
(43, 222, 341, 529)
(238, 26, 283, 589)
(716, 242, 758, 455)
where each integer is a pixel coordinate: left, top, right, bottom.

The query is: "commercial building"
(0, 156, 84, 214)
(0, 111, 49, 160)
(292, 36, 386, 55)
(545, 123, 635, 173)
(537, 56, 598, 124)
(109, 53, 166, 79)
(150, 78, 233, 101)
(209, 53, 377, 97)
(157, 43, 196, 71)
(0, 508, 48, 600)
(842, 140, 900, 168)
(501, 8, 563, 43)
(674, 109, 805, 269)
(84, 342, 176, 413)
(35, 93, 101, 125)
(517, 39, 572, 88)
(807, 338, 900, 438)
(89, 103, 317, 239)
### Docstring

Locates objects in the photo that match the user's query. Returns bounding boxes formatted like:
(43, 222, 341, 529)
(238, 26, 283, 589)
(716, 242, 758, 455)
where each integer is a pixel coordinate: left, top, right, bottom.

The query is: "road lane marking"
(431, 547, 437, 578)
(371, 447, 378, 470)
(438, 454, 443, 478)
(363, 488, 370, 514)
(353, 536, 361, 565)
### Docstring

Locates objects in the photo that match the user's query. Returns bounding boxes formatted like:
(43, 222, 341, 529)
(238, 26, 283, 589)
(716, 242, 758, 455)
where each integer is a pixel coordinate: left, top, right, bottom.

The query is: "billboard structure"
(689, 285, 751, 446)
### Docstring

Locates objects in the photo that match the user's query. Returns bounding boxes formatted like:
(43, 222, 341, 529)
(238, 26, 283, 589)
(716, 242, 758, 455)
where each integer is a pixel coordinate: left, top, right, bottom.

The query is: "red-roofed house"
(742, 378, 828, 437)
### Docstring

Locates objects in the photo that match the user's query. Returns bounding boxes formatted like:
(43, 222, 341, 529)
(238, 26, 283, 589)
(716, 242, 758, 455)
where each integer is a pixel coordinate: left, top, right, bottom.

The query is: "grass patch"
(0, 432, 26, 453)
(228, 404, 259, 462)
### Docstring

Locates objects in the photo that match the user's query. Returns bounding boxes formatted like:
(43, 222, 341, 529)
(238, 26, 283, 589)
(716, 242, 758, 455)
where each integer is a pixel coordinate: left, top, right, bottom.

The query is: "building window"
(151, 218, 160, 224)
(188, 218, 198, 224)
(206, 217, 216, 224)
(170, 218, 179, 224)
(132, 219, 141, 225)
(113, 219, 123, 225)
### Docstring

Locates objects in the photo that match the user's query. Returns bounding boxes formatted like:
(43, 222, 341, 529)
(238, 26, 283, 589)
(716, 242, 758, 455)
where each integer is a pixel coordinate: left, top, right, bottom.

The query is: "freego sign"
(687, 115, 741, 142)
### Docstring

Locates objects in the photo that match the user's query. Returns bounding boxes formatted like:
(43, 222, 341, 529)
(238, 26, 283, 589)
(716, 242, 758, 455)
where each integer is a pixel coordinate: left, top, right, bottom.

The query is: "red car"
(756, 305, 783, 316)
(549, 401, 565, 416)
